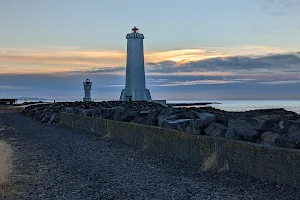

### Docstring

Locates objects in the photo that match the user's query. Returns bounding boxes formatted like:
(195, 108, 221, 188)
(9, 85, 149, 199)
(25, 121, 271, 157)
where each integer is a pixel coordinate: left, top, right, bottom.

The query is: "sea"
(167, 100, 300, 114)
(16, 99, 300, 114)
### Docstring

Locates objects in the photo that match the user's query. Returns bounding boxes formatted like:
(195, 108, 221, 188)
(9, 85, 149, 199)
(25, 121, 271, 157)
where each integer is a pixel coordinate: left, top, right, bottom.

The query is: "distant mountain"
(17, 97, 46, 100)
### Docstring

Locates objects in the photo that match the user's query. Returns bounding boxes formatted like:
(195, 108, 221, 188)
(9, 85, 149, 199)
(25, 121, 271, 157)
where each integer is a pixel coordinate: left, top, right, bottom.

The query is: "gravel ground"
(1, 112, 300, 200)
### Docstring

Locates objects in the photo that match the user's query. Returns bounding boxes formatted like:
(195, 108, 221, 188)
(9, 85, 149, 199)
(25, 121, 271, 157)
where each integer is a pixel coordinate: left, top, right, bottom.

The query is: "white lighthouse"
(83, 78, 92, 102)
(120, 26, 152, 101)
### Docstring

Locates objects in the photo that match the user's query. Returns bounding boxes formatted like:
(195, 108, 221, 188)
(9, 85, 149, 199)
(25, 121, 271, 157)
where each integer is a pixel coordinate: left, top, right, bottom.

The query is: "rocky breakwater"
(21, 101, 300, 149)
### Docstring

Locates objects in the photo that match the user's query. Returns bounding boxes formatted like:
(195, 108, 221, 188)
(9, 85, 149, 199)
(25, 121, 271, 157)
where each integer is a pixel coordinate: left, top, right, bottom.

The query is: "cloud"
(258, 80, 300, 84)
(261, 0, 300, 15)
(145, 53, 300, 75)
(153, 80, 239, 87)
(0, 45, 297, 74)
(72, 67, 125, 74)
(0, 85, 31, 90)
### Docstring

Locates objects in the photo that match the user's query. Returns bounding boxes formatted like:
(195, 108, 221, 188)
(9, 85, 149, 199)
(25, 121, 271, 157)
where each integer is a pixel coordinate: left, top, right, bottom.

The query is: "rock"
(145, 109, 160, 126)
(195, 112, 215, 120)
(41, 113, 51, 123)
(112, 106, 126, 121)
(91, 107, 102, 117)
(157, 114, 180, 127)
(120, 110, 140, 122)
(260, 131, 280, 146)
(237, 116, 258, 126)
(81, 109, 93, 116)
(275, 130, 300, 149)
(285, 124, 300, 134)
(100, 108, 114, 119)
(131, 116, 148, 125)
(204, 122, 228, 137)
(214, 114, 229, 126)
(161, 119, 191, 132)
(255, 116, 283, 134)
(178, 111, 198, 119)
(47, 113, 57, 124)
(185, 118, 214, 135)
(160, 107, 176, 116)
(225, 119, 261, 142)
(279, 120, 300, 134)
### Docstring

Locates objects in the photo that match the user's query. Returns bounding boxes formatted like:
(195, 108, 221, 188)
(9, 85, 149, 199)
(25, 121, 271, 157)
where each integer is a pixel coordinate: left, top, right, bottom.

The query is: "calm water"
(16, 99, 300, 114)
(167, 100, 300, 114)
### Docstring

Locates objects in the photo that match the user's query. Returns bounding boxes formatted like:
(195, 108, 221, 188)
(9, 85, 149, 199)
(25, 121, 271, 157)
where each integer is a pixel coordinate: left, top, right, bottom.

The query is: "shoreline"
(167, 102, 220, 107)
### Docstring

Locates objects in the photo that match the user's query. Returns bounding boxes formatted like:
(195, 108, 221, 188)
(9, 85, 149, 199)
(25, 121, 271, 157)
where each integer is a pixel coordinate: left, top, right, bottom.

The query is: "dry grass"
(202, 152, 220, 172)
(0, 141, 13, 199)
(202, 152, 230, 172)
(102, 132, 111, 140)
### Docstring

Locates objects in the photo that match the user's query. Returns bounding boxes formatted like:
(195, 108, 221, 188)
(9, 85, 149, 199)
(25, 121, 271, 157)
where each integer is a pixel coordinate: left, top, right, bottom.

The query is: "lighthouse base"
(119, 89, 152, 101)
(83, 97, 92, 102)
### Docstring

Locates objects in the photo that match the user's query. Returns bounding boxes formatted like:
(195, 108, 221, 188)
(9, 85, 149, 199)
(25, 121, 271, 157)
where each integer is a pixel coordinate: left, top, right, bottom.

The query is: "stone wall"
(61, 112, 300, 188)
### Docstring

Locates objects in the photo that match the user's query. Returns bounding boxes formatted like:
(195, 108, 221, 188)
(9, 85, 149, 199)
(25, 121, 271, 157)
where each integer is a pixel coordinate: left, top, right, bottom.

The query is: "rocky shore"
(21, 101, 300, 149)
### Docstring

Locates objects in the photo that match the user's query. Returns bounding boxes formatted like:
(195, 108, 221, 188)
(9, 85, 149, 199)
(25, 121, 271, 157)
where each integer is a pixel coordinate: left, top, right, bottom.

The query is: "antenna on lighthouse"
(132, 26, 139, 33)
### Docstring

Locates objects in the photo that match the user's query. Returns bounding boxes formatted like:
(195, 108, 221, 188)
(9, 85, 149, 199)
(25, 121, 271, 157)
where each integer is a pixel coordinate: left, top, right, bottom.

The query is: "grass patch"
(0, 141, 13, 199)
(202, 152, 220, 172)
(202, 152, 230, 172)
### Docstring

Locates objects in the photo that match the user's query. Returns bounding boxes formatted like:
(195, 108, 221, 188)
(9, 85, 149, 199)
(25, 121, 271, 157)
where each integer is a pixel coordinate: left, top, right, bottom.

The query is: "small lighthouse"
(120, 26, 152, 101)
(83, 79, 92, 102)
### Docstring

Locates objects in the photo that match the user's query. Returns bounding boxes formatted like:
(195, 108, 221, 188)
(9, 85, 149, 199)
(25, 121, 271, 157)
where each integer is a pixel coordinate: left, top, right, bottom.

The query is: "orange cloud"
(0, 45, 297, 74)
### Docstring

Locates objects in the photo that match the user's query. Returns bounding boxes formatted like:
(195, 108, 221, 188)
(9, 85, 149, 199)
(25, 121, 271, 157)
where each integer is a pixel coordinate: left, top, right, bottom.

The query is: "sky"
(0, 0, 300, 100)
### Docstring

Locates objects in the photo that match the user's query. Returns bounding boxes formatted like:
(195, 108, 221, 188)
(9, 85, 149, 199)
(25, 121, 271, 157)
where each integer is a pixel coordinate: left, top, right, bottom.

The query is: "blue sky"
(0, 0, 300, 100)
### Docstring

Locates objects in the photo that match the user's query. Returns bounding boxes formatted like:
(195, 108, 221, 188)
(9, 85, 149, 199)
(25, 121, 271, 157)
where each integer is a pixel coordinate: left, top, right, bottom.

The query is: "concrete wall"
(60, 113, 300, 188)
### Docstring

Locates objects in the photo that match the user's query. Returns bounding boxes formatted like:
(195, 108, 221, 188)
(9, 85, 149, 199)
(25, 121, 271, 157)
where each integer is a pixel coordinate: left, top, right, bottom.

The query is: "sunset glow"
(0, 45, 297, 74)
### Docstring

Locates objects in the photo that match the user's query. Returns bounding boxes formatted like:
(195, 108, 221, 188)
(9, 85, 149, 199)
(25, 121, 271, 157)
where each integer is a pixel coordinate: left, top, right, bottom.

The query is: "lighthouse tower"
(83, 79, 92, 102)
(120, 26, 152, 101)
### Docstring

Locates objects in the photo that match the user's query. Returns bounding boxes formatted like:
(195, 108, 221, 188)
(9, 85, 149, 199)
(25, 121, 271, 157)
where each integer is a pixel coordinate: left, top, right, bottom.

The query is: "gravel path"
(1, 112, 300, 200)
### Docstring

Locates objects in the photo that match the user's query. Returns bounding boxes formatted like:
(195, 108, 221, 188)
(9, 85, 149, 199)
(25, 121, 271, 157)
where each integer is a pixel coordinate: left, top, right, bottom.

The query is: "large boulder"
(81, 109, 93, 116)
(204, 122, 228, 137)
(255, 115, 283, 134)
(100, 108, 115, 119)
(140, 110, 151, 116)
(185, 117, 214, 135)
(225, 119, 261, 142)
(275, 130, 300, 149)
(260, 131, 280, 146)
(145, 109, 161, 126)
(120, 110, 140, 122)
(112, 106, 126, 121)
(159, 107, 177, 116)
(131, 116, 148, 125)
(91, 107, 102, 117)
(178, 111, 198, 119)
(279, 120, 300, 134)
(195, 112, 215, 120)
(213, 114, 229, 126)
(157, 114, 180, 127)
(161, 119, 191, 132)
